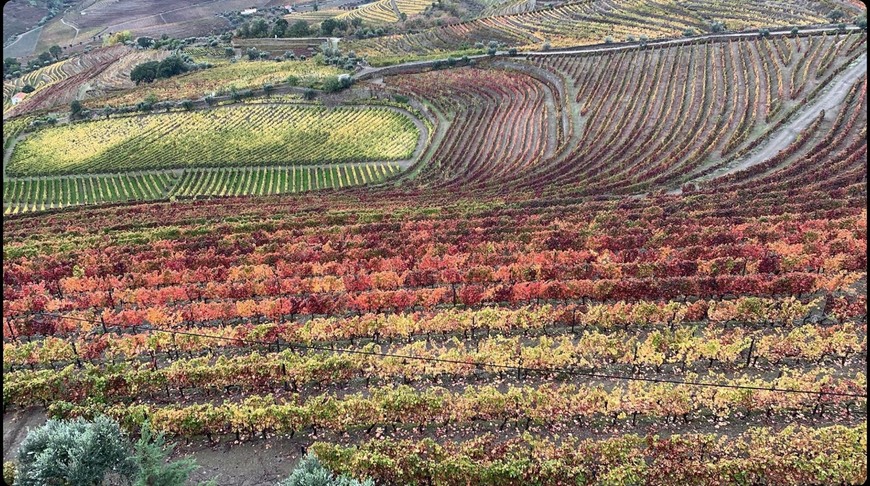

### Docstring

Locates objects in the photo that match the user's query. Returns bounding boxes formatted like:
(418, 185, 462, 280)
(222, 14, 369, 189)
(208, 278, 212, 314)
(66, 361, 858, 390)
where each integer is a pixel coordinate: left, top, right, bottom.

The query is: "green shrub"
(14, 416, 135, 486)
(278, 453, 373, 486)
(131, 422, 198, 486)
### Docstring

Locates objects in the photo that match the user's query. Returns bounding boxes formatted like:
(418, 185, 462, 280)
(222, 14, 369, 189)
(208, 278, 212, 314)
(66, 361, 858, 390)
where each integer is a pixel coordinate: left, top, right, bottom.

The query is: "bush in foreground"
(12, 417, 211, 486)
(279, 453, 373, 486)
(14, 416, 134, 486)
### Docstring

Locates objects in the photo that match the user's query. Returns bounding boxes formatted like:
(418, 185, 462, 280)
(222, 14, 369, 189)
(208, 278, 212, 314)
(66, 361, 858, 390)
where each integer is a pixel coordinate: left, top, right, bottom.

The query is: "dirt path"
(60, 17, 80, 40)
(685, 52, 866, 186)
(2, 407, 48, 462)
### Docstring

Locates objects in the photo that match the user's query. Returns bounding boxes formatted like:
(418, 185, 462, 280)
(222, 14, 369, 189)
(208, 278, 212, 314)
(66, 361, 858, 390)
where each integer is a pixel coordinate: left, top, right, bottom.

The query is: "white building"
(241, 8, 257, 15)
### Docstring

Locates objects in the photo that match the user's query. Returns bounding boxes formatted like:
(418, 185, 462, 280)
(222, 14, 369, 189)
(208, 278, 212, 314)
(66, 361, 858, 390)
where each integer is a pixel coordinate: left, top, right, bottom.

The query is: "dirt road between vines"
(3, 407, 48, 462)
(688, 52, 867, 185)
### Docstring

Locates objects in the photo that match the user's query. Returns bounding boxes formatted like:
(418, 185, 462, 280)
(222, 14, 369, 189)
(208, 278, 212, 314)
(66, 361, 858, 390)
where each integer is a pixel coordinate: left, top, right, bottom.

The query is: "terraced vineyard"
(1, 3, 867, 485)
(348, 0, 849, 61)
(8, 104, 419, 176)
(168, 164, 402, 197)
(337, 0, 432, 24)
(385, 32, 866, 193)
(3, 172, 177, 215)
(338, 0, 401, 24)
(86, 59, 347, 108)
(181, 46, 234, 65)
(2, 45, 156, 116)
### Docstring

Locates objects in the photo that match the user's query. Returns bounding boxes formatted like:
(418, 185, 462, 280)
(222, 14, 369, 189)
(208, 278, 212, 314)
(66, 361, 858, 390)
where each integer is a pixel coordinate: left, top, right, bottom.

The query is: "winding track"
(60, 18, 80, 40)
(684, 52, 867, 186)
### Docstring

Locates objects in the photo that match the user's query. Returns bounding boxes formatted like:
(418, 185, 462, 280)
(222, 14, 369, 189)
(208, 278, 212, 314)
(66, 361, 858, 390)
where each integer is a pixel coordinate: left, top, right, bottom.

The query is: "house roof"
(11, 92, 27, 102)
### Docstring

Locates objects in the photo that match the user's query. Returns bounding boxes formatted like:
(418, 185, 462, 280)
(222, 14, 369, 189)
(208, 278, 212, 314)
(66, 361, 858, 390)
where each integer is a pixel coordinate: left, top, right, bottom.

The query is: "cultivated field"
(1, 1, 867, 485)
(8, 104, 418, 175)
(2, 45, 162, 116)
(85, 59, 348, 107)
(348, 0, 855, 61)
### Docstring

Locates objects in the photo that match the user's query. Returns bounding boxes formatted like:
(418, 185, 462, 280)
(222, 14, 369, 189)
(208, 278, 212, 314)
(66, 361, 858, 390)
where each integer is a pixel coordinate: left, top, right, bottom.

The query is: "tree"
(683, 28, 695, 37)
(156, 56, 188, 78)
(790, 26, 800, 36)
(38, 51, 53, 63)
(758, 28, 770, 38)
(278, 453, 373, 486)
(828, 9, 844, 22)
(49, 45, 62, 60)
(323, 75, 348, 92)
(137, 36, 155, 48)
(320, 18, 340, 36)
(263, 83, 275, 97)
(508, 48, 517, 56)
(21, 84, 35, 93)
(238, 22, 252, 38)
(399, 12, 407, 22)
(131, 61, 159, 84)
(70, 100, 83, 118)
(856, 16, 867, 29)
(251, 18, 269, 37)
(14, 416, 135, 486)
(137, 93, 158, 112)
(104, 30, 132, 46)
(487, 48, 497, 57)
(181, 100, 195, 111)
(709, 21, 726, 33)
(287, 20, 311, 37)
(273, 18, 289, 37)
(303, 89, 317, 100)
(247, 47, 259, 60)
(131, 422, 198, 486)
(4, 57, 19, 72)
(225, 47, 235, 57)
(542, 41, 551, 51)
